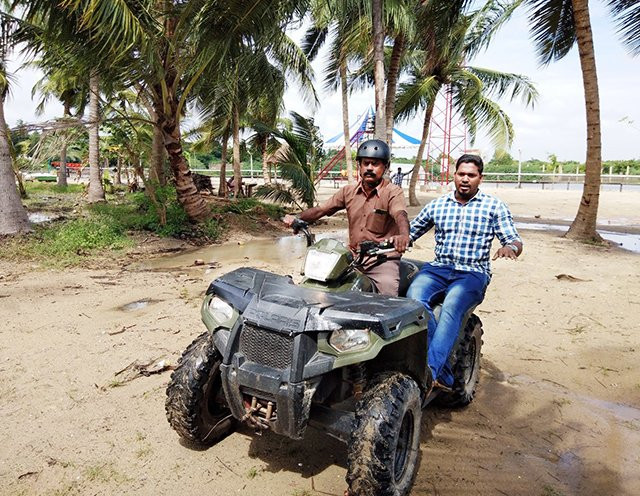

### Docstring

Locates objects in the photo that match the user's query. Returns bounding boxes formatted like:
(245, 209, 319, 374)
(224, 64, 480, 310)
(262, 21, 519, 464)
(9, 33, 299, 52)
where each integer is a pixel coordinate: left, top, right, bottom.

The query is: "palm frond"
(254, 183, 300, 208)
(526, 0, 576, 65)
(465, 0, 523, 59)
(606, 0, 640, 56)
(466, 66, 538, 107)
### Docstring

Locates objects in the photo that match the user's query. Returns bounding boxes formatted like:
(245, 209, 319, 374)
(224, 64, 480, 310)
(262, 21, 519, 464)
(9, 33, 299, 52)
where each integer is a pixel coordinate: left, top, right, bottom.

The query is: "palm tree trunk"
(260, 135, 271, 184)
(232, 104, 243, 197)
(156, 94, 209, 221)
(566, 0, 602, 243)
(57, 103, 70, 187)
(408, 100, 436, 207)
(340, 60, 354, 184)
(218, 130, 229, 196)
(57, 141, 68, 187)
(114, 155, 122, 185)
(149, 120, 166, 186)
(385, 33, 405, 146)
(372, 0, 387, 140)
(0, 91, 31, 234)
(87, 72, 105, 203)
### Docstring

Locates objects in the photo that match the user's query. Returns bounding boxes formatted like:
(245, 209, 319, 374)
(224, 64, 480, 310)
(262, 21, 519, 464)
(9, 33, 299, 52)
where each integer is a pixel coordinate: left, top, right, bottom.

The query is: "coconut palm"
(195, 30, 316, 198)
(254, 112, 322, 209)
(395, 0, 537, 206)
(32, 60, 88, 187)
(302, 1, 368, 183)
(0, 13, 31, 234)
(15, 0, 313, 220)
(525, 0, 640, 242)
(14, 2, 112, 202)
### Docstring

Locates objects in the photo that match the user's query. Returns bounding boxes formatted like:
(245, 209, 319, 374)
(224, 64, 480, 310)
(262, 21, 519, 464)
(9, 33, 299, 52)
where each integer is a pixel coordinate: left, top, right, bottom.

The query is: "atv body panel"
(203, 267, 429, 439)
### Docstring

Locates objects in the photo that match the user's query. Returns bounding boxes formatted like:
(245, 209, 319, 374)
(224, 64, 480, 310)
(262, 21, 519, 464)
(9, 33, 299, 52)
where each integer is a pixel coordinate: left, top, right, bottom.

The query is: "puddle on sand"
(515, 222, 640, 253)
(118, 298, 162, 312)
(145, 231, 348, 270)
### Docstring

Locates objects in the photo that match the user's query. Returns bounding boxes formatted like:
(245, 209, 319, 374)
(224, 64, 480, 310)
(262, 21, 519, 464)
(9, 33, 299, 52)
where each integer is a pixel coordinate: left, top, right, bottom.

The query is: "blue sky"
(5, 2, 639, 162)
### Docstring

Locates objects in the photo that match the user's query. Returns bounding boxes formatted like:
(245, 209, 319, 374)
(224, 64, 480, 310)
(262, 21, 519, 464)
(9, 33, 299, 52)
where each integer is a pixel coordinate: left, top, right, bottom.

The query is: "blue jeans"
(406, 264, 489, 386)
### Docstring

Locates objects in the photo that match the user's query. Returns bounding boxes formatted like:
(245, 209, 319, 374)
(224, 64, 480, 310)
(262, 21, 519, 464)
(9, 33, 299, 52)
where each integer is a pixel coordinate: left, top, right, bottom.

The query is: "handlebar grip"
(291, 218, 308, 233)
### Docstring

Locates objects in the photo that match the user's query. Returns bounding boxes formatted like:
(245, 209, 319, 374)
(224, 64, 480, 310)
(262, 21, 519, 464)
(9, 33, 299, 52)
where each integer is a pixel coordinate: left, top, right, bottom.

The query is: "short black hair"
(455, 154, 484, 174)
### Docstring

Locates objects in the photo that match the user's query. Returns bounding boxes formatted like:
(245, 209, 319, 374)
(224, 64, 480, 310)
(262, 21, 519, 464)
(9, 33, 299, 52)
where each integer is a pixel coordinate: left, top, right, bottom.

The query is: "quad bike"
(165, 220, 483, 496)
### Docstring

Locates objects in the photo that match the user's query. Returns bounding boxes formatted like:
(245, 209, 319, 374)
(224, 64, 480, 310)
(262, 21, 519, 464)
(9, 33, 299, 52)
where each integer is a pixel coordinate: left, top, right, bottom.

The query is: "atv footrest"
(308, 404, 355, 444)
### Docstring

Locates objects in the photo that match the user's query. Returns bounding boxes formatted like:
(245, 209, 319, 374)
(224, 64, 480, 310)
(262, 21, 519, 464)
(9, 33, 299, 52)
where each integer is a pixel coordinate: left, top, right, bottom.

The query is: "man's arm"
(409, 202, 434, 241)
(283, 189, 345, 227)
(492, 203, 523, 260)
(390, 210, 410, 253)
(492, 240, 523, 260)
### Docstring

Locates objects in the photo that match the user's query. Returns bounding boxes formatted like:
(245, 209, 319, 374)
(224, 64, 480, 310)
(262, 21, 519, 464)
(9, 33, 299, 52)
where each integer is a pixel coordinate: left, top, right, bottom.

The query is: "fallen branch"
(108, 324, 137, 336)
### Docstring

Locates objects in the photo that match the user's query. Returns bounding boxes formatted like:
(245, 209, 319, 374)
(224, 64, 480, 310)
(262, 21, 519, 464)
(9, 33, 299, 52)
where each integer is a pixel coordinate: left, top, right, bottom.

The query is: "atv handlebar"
(291, 219, 315, 247)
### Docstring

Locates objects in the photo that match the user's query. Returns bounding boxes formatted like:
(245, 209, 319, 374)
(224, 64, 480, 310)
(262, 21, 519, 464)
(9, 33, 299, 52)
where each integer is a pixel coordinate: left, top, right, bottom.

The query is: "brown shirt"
(316, 179, 407, 251)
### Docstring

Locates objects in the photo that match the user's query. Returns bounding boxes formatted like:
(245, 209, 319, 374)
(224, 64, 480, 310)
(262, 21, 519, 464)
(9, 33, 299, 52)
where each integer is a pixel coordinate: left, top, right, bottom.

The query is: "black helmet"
(356, 139, 391, 165)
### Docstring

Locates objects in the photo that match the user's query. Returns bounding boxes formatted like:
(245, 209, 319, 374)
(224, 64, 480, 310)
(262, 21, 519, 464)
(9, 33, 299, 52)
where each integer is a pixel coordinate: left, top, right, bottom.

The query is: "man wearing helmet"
(283, 139, 410, 296)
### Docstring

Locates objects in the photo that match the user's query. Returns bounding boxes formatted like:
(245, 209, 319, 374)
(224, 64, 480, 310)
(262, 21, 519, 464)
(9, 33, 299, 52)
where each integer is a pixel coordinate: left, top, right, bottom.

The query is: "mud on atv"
(165, 221, 483, 496)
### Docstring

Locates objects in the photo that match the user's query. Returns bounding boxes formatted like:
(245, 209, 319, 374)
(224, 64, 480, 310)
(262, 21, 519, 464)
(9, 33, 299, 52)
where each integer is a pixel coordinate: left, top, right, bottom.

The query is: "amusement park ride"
(319, 90, 468, 186)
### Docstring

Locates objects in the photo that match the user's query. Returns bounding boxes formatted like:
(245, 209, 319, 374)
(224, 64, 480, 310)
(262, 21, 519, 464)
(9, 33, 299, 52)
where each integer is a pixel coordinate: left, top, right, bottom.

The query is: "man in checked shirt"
(407, 154, 522, 391)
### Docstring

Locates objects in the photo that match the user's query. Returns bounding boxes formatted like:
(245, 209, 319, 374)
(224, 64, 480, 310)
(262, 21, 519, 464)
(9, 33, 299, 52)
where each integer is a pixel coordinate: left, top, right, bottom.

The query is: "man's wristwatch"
(505, 243, 518, 253)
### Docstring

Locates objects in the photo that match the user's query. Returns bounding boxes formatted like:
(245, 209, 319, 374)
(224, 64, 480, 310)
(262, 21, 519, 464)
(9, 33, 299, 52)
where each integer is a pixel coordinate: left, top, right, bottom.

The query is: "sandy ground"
(1, 187, 639, 496)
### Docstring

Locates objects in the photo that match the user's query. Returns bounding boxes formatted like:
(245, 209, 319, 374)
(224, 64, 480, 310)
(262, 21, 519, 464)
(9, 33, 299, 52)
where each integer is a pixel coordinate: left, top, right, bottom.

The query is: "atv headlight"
(207, 296, 234, 322)
(304, 249, 341, 282)
(329, 328, 370, 352)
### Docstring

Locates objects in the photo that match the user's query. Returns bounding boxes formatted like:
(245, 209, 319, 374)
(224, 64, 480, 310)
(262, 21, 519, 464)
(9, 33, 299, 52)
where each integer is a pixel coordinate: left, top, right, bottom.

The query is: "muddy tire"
(165, 331, 235, 446)
(346, 373, 422, 496)
(436, 314, 483, 408)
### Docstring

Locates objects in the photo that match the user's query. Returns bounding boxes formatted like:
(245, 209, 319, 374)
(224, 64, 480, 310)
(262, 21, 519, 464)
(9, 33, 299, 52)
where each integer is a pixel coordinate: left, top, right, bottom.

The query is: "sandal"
(433, 380, 453, 393)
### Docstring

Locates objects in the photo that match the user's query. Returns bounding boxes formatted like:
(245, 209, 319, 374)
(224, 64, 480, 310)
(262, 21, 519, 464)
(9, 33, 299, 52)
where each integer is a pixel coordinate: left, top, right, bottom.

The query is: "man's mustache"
(363, 172, 376, 177)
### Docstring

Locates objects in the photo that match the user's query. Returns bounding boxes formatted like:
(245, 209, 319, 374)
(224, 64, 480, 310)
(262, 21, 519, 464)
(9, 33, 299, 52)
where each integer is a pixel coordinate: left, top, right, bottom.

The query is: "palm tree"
(0, 14, 31, 234)
(395, 0, 537, 206)
(32, 61, 87, 188)
(15, 0, 313, 220)
(254, 112, 321, 209)
(525, 0, 640, 242)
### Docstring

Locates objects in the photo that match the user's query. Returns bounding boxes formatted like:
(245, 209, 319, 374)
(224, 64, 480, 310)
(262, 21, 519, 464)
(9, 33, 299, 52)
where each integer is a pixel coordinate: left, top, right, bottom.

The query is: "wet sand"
(1, 187, 639, 495)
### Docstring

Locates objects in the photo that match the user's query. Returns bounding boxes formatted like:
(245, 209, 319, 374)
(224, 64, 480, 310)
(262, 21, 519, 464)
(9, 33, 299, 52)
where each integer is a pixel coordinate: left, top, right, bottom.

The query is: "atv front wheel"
(436, 314, 483, 408)
(346, 373, 422, 496)
(165, 331, 235, 446)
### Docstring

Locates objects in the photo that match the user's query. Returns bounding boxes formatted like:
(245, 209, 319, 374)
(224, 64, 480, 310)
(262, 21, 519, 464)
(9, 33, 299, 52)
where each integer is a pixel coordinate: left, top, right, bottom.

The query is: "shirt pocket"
(366, 208, 389, 235)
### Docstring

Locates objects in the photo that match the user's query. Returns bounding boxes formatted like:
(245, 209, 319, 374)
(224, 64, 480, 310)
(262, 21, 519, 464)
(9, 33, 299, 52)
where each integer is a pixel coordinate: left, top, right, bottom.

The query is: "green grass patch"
(0, 217, 132, 266)
(541, 484, 566, 496)
(214, 197, 284, 219)
(83, 463, 129, 484)
(2, 185, 285, 266)
(25, 182, 85, 195)
(90, 188, 222, 240)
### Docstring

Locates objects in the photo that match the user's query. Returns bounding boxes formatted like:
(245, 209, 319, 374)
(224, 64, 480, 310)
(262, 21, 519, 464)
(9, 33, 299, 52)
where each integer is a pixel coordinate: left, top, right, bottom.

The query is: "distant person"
(226, 176, 242, 197)
(283, 139, 409, 296)
(391, 167, 407, 187)
(407, 154, 522, 391)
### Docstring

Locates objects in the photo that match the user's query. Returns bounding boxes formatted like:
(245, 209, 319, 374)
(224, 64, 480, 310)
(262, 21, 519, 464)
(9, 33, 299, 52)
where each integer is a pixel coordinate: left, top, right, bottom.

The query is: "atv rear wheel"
(165, 331, 235, 446)
(436, 314, 483, 408)
(346, 373, 422, 496)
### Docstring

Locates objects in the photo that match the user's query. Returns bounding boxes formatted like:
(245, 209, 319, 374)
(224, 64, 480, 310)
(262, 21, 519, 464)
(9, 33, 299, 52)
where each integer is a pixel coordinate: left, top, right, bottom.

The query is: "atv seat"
(398, 259, 424, 297)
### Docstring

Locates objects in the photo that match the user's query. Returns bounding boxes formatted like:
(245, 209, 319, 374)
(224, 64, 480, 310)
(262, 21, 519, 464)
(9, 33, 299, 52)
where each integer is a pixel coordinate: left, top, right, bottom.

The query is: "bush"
(216, 197, 284, 219)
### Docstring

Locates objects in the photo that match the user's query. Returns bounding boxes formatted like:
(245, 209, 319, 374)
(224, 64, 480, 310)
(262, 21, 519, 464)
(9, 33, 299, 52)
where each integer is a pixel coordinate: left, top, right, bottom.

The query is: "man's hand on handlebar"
(282, 214, 297, 227)
(386, 234, 410, 254)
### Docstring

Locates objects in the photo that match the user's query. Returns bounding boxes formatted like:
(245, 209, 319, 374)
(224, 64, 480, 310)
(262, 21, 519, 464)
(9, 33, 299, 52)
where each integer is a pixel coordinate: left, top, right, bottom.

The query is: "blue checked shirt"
(410, 190, 521, 276)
